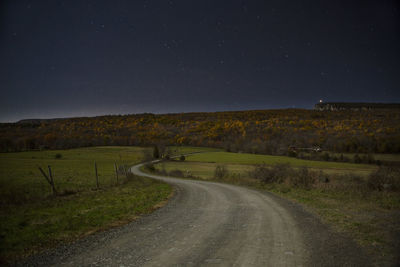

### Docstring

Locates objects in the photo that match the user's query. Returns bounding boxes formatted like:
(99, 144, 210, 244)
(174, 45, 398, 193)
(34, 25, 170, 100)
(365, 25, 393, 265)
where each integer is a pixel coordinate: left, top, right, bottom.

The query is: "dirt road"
(23, 162, 369, 266)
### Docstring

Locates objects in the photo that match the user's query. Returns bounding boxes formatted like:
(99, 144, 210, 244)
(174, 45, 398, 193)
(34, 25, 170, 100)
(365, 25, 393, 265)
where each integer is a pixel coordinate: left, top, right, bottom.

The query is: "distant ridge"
(17, 119, 49, 124)
(314, 102, 400, 111)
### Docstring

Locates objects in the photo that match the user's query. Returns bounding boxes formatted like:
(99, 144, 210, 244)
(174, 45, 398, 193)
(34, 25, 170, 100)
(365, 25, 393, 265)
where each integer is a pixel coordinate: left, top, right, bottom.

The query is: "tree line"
(1, 109, 399, 154)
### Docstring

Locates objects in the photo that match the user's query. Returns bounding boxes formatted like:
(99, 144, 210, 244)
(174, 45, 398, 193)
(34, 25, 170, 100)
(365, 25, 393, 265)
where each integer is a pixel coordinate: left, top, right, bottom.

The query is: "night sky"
(1, 1, 399, 122)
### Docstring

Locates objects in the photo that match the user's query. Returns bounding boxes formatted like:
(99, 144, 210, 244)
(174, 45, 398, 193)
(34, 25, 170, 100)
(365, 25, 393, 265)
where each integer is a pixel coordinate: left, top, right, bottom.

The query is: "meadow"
(1, 145, 398, 264)
(0, 146, 174, 262)
(0, 147, 147, 201)
(184, 151, 377, 175)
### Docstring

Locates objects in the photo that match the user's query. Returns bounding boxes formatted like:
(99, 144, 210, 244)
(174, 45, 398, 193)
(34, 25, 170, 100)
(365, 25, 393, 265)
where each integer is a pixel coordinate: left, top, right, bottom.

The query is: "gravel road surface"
(21, 162, 370, 266)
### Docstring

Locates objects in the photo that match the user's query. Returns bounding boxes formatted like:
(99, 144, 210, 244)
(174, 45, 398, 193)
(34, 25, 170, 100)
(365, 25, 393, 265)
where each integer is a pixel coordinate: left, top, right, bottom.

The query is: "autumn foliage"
(0, 109, 399, 154)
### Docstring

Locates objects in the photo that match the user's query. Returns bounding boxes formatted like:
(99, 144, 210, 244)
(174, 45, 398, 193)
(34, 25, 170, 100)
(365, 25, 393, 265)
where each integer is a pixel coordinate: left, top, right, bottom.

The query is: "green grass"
(186, 151, 376, 172)
(0, 146, 149, 201)
(168, 146, 222, 156)
(156, 160, 373, 179)
(0, 147, 172, 262)
(155, 161, 250, 179)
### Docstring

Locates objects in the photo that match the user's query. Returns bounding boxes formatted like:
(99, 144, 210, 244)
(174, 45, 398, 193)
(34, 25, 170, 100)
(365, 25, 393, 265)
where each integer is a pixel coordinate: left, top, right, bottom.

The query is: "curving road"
(23, 162, 370, 266)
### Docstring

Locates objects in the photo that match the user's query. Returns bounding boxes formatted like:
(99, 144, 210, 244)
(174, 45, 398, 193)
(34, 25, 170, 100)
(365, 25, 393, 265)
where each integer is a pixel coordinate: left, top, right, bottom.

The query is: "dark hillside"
(1, 109, 399, 154)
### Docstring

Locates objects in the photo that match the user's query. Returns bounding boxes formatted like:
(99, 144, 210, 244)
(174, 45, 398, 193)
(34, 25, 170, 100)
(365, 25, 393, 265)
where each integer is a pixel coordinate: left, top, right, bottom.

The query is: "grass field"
(0, 147, 172, 262)
(155, 161, 249, 179)
(150, 151, 400, 265)
(185, 151, 377, 174)
(155, 161, 374, 179)
(168, 146, 222, 155)
(0, 147, 149, 201)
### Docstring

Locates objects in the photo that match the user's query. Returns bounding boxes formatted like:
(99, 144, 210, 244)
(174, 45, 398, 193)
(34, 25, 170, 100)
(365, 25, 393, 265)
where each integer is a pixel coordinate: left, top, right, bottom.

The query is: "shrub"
(317, 170, 330, 183)
(359, 154, 376, 164)
(250, 164, 271, 182)
(55, 153, 62, 159)
(287, 150, 297, 157)
(144, 163, 155, 172)
(321, 152, 330, 161)
(179, 155, 186, 161)
(353, 154, 362, 163)
(153, 145, 159, 159)
(342, 155, 350, 162)
(367, 154, 375, 164)
(169, 169, 185, 177)
(250, 163, 292, 184)
(214, 165, 228, 179)
(368, 166, 400, 191)
(289, 167, 315, 189)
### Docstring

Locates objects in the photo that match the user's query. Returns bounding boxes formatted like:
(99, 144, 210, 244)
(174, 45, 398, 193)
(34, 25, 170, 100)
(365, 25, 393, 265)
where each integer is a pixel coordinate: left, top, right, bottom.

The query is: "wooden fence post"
(114, 162, 119, 184)
(95, 161, 99, 189)
(38, 165, 57, 196)
(47, 165, 57, 195)
(123, 165, 128, 177)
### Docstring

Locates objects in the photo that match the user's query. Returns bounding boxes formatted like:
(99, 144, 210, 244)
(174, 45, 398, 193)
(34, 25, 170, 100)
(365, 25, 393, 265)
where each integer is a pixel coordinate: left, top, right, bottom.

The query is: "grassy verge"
(0, 147, 172, 263)
(148, 157, 400, 265)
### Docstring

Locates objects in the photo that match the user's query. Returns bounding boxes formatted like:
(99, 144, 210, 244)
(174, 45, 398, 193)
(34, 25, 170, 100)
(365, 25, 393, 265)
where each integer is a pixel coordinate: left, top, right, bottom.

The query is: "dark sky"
(1, 0, 399, 122)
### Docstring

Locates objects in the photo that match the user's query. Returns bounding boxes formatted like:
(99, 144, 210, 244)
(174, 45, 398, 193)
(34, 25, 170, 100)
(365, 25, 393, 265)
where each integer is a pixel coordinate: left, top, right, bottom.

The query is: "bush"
(367, 154, 375, 164)
(321, 152, 330, 161)
(368, 166, 400, 191)
(144, 163, 155, 172)
(250, 163, 316, 188)
(179, 155, 186, 161)
(317, 170, 330, 183)
(342, 155, 350, 162)
(153, 145, 159, 159)
(55, 153, 62, 159)
(250, 164, 271, 182)
(353, 154, 362, 163)
(289, 167, 315, 189)
(250, 163, 292, 184)
(287, 150, 297, 157)
(214, 165, 228, 179)
(169, 169, 185, 178)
